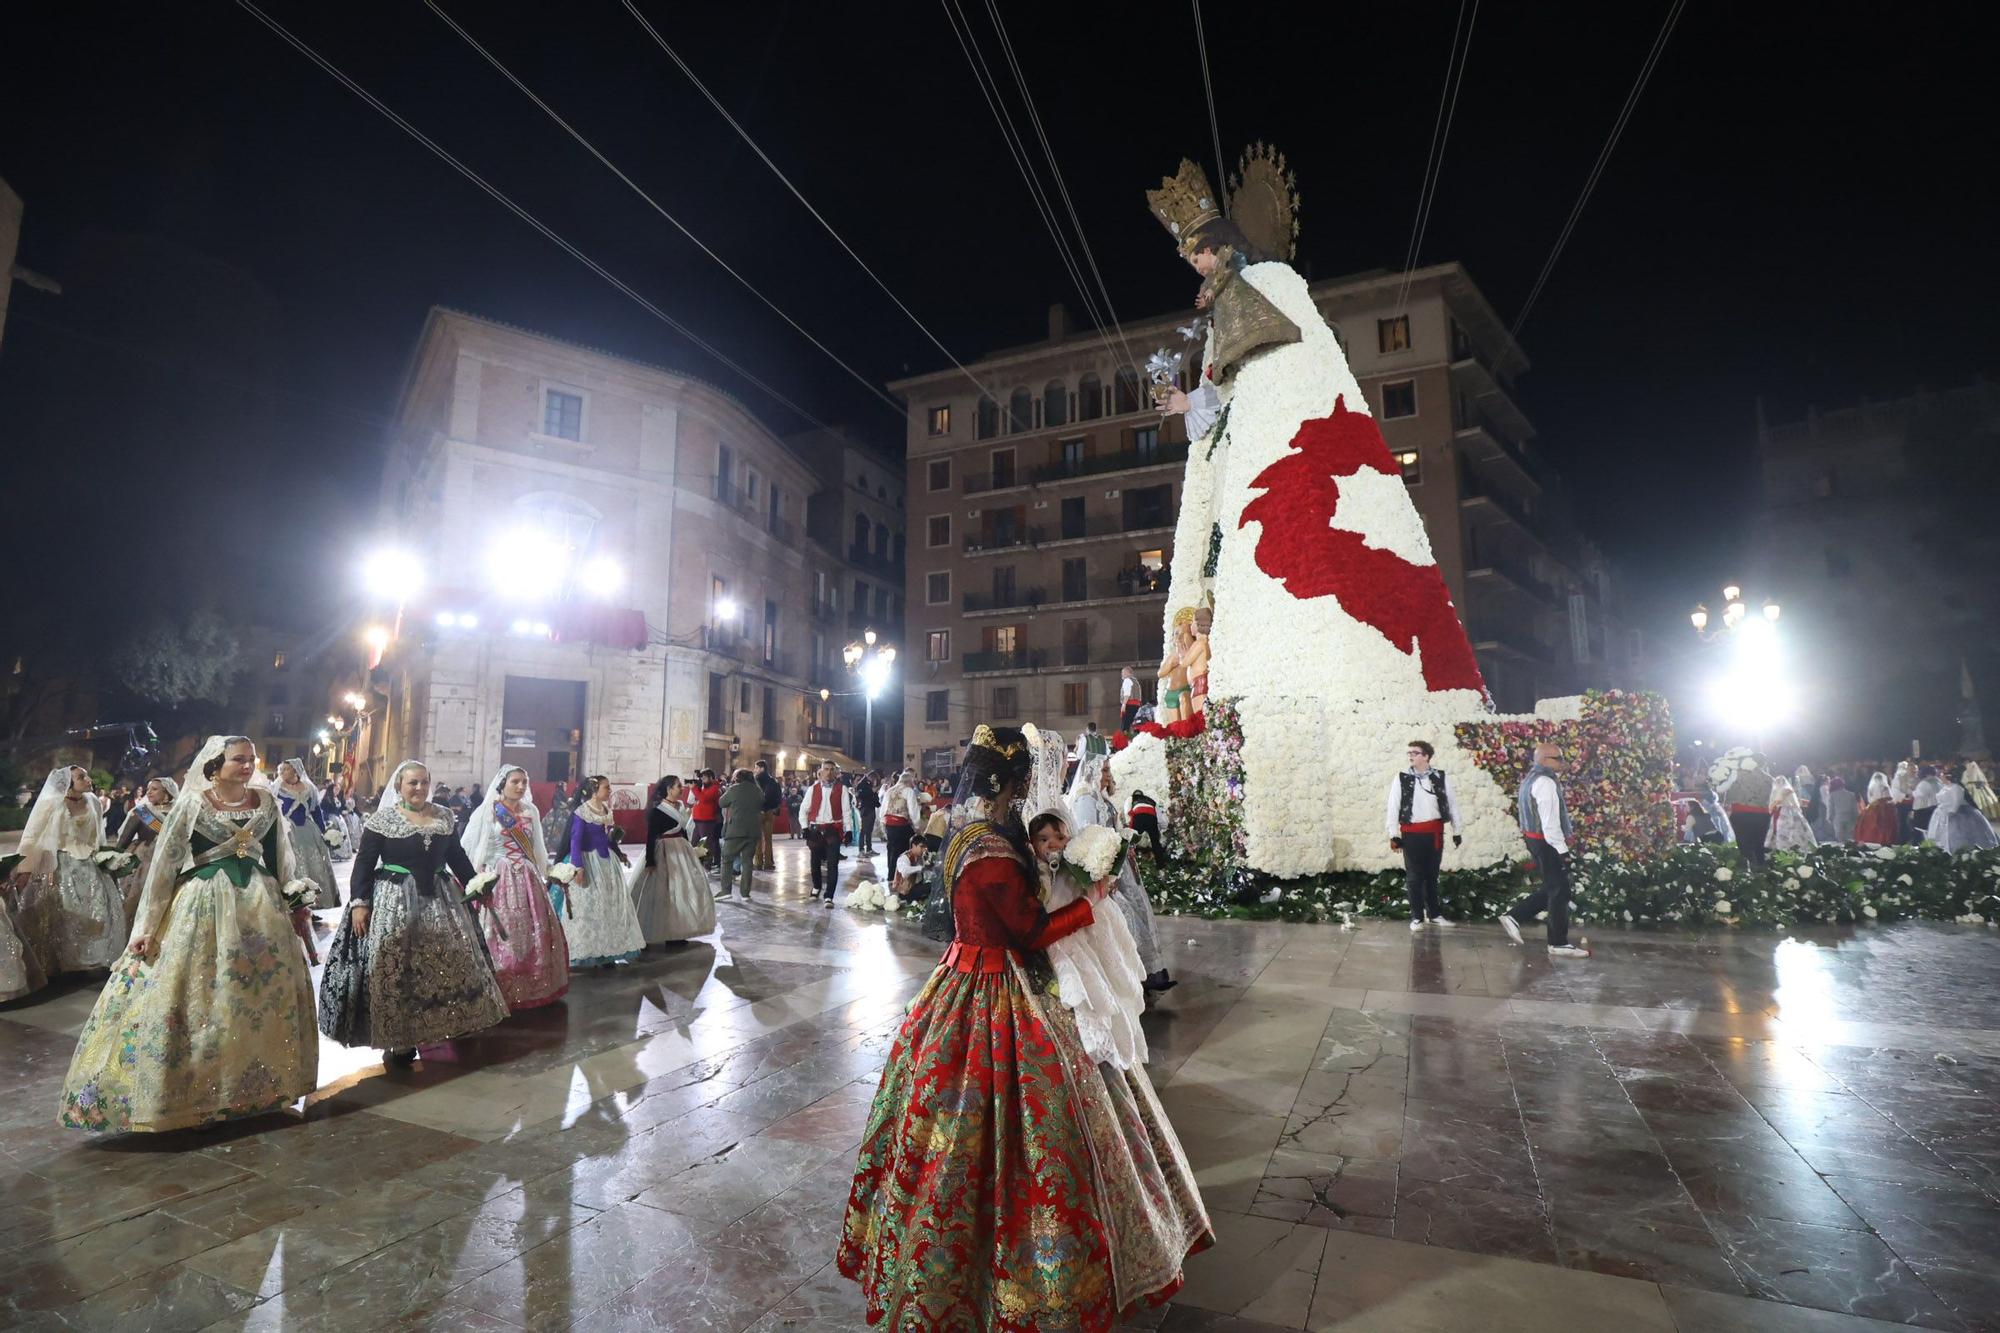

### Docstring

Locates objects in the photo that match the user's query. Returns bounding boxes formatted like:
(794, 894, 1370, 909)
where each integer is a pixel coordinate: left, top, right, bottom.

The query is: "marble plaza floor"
(3, 841, 2000, 1332)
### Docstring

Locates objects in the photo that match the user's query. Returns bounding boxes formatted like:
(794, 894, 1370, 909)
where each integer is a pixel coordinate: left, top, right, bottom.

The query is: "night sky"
(3, 2, 1994, 677)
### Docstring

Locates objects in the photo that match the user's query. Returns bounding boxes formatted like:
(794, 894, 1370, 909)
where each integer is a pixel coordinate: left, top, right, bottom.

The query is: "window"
(992, 566, 1016, 606)
(711, 576, 730, 632)
(1044, 380, 1068, 428)
(1382, 379, 1417, 419)
(977, 396, 999, 439)
(268, 710, 286, 733)
(768, 484, 783, 529)
(745, 469, 761, 504)
(1062, 682, 1089, 715)
(992, 686, 1019, 718)
(707, 673, 727, 732)
(764, 599, 778, 663)
(1062, 619, 1089, 666)
(926, 571, 950, 605)
(1378, 316, 1411, 353)
(1008, 388, 1032, 433)
(927, 458, 951, 492)
(1060, 437, 1084, 472)
(984, 624, 1022, 655)
(991, 448, 1017, 488)
(740, 682, 752, 713)
(926, 690, 950, 723)
(928, 405, 951, 436)
(1123, 484, 1172, 531)
(875, 521, 889, 555)
(1061, 557, 1088, 602)
(1078, 373, 1103, 420)
(543, 388, 583, 441)
(716, 443, 734, 500)
(926, 630, 951, 662)
(927, 514, 951, 548)
(1114, 368, 1142, 414)
(1061, 495, 1086, 539)
(1825, 546, 1852, 578)
(267, 684, 290, 706)
(1133, 425, 1159, 462)
(762, 687, 778, 740)
(1394, 449, 1421, 485)
(853, 513, 870, 552)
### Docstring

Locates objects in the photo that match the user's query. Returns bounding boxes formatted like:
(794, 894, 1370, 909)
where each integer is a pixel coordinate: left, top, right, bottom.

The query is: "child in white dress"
(1027, 812, 1150, 1070)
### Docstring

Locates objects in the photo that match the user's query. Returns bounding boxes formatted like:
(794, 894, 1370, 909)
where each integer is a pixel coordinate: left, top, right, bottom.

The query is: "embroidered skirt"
(15, 852, 129, 973)
(562, 852, 645, 967)
(60, 866, 316, 1132)
(630, 837, 717, 944)
(285, 817, 343, 909)
(837, 949, 1211, 1330)
(482, 856, 568, 1011)
(318, 872, 509, 1050)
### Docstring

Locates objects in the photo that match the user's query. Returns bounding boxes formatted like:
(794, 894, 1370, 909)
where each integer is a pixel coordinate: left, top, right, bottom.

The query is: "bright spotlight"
(715, 597, 740, 621)
(861, 654, 891, 700)
(435, 611, 457, 628)
(459, 613, 478, 630)
(361, 547, 424, 600)
(362, 625, 391, 652)
(879, 646, 897, 663)
(493, 527, 567, 599)
(511, 619, 532, 635)
(532, 622, 551, 637)
(1762, 601, 1781, 622)
(581, 556, 624, 599)
(864, 628, 878, 646)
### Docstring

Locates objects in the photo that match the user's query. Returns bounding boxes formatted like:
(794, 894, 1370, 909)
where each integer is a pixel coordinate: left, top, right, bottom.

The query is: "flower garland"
(1141, 839, 2000, 930)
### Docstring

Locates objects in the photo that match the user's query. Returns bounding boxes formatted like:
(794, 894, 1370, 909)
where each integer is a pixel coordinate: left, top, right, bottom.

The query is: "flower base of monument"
(1137, 842, 2000, 929)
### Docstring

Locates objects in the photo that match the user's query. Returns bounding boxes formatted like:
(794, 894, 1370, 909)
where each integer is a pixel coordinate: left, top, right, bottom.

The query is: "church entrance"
(502, 676, 586, 786)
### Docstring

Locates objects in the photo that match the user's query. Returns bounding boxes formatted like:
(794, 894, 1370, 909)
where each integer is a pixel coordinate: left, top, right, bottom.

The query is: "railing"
(846, 543, 901, 574)
(1466, 555, 1559, 606)
(767, 515, 796, 545)
(1467, 620, 1548, 660)
(807, 725, 844, 748)
(963, 649, 1047, 673)
(1030, 440, 1188, 484)
(964, 525, 1041, 554)
(964, 514, 1172, 553)
(961, 573, 1168, 615)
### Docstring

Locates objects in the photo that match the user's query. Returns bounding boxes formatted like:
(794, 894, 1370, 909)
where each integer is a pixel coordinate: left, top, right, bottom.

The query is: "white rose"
(1798, 865, 1814, 879)
(1897, 874, 1914, 886)
(1783, 878, 1799, 891)
(1863, 904, 1879, 919)
(1862, 869, 1877, 880)
(1714, 899, 1732, 915)
(1715, 867, 1734, 882)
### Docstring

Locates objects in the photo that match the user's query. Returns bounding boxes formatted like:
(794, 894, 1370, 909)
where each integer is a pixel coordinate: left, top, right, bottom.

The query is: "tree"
(112, 609, 242, 708)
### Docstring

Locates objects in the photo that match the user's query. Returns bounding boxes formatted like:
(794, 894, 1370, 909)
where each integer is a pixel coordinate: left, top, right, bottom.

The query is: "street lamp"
(1690, 581, 1779, 643)
(843, 636, 896, 770)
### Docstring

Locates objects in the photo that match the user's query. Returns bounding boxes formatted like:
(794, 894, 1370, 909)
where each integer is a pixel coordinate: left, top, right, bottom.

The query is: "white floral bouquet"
(548, 863, 582, 886)
(278, 878, 319, 912)
(845, 880, 894, 912)
(463, 871, 506, 939)
(92, 849, 140, 877)
(324, 824, 346, 848)
(1064, 824, 1125, 884)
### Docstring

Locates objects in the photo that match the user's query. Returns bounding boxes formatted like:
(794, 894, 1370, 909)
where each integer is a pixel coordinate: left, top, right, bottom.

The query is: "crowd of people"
(1677, 754, 2000, 868)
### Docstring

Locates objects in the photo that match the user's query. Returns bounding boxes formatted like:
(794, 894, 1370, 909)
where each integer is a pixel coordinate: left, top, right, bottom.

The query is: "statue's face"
(1190, 248, 1221, 277)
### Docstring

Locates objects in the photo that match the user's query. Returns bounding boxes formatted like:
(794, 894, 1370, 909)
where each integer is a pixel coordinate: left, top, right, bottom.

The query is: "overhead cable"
(232, 0, 834, 429)
(1394, 0, 1481, 314)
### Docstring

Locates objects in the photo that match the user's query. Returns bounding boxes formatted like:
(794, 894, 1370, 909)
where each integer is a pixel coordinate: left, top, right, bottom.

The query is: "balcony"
(961, 569, 1169, 617)
(963, 516, 1175, 557)
(962, 644, 1157, 675)
(1468, 620, 1550, 662)
(1449, 358, 1534, 447)
(964, 525, 1041, 555)
(1030, 441, 1189, 485)
(1454, 416, 1542, 494)
(963, 471, 1027, 496)
(963, 649, 1047, 674)
(1459, 477, 1573, 573)
(807, 725, 844, 748)
(846, 542, 901, 576)
(1464, 557, 1559, 609)
(767, 514, 797, 545)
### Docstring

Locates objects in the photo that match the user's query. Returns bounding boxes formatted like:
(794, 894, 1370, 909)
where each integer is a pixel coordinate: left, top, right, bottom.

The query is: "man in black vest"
(1386, 740, 1461, 930)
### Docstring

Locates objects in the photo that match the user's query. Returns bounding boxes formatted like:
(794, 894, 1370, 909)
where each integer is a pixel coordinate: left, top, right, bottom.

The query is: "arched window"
(1113, 368, 1141, 415)
(874, 521, 889, 556)
(1008, 388, 1033, 433)
(1078, 373, 1102, 420)
(1043, 379, 1068, 428)
(977, 396, 999, 439)
(853, 513, 870, 552)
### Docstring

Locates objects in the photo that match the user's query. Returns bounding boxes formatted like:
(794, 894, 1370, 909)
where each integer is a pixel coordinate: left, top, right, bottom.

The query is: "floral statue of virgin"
(1124, 146, 1530, 876)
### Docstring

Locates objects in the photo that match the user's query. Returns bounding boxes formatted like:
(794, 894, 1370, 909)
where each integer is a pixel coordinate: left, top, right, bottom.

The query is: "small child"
(1025, 811, 1150, 1070)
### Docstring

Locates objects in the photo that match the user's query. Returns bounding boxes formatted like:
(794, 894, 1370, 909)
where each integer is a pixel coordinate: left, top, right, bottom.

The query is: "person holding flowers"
(837, 724, 1211, 1328)
(562, 774, 645, 967)
(628, 775, 715, 942)
(271, 758, 341, 909)
(112, 776, 179, 925)
(318, 759, 509, 1064)
(459, 764, 569, 1010)
(59, 736, 320, 1132)
(10, 765, 125, 974)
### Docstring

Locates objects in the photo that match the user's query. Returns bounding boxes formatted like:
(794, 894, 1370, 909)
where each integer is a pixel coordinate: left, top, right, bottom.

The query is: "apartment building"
(892, 263, 1636, 773)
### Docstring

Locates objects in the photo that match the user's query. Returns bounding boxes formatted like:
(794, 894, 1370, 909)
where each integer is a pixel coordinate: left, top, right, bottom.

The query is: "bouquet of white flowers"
(462, 871, 506, 939)
(277, 880, 321, 962)
(324, 824, 346, 848)
(1064, 824, 1125, 884)
(92, 849, 140, 877)
(548, 863, 581, 886)
(845, 880, 894, 913)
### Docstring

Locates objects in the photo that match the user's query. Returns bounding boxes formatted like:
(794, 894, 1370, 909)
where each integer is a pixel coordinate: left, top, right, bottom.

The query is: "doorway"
(502, 676, 586, 785)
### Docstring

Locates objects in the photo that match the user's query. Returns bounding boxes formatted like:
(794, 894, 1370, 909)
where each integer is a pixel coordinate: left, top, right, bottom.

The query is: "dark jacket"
(756, 772, 782, 813)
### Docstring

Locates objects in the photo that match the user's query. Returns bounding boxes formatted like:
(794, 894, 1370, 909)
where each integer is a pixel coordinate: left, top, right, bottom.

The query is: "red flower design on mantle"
(1239, 397, 1487, 695)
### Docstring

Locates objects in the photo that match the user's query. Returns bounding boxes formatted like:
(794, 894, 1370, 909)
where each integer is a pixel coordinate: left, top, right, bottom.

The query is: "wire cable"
(424, 1, 902, 417)
(233, 0, 833, 430)
(1509, 0, 1687, 342)
(1394, 0, 1481, 314)
(979, 0, 1137, 369)
(619, 0, 1006, 404)
(936, 0, 1129, 372)
(1191, 0, 1226, 201)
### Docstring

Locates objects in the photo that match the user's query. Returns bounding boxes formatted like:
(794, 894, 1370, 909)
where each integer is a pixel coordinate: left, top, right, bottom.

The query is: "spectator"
(688, 770, 724, 870)
(753, 760, 782, 871)
(719, 769, 764, 902)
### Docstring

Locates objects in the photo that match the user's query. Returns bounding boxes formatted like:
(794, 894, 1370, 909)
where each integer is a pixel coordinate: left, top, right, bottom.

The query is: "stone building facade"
(892, 262, 1636, 772)
(358, 308, 867, 798)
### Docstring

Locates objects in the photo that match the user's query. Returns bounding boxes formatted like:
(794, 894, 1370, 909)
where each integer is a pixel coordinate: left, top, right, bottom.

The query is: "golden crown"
(1146, 159, 1222, 257)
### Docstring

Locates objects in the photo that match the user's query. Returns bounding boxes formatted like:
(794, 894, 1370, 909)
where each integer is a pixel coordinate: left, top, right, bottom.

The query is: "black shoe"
(385, 1048, 418, 1066)
(1143, 970, 1178, 992)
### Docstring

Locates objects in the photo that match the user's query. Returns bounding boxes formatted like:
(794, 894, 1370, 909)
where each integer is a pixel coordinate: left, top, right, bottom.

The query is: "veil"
(1867, 771, 1890, 802)
(16, 765, 91, 877)
(1021, 725, 1072, 825)
(461, 764, 549, 873)
(271, 757, 316, 801)
(1770, 776, 1798, 811)
(1067, 751, 1114, 826)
